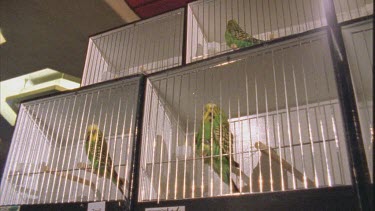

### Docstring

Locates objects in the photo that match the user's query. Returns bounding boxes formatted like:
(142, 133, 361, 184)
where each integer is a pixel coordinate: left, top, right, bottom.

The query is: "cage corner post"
(129, 75, 147, 211)
(323, 0, 372, 210)
(81, 38, 94, 87)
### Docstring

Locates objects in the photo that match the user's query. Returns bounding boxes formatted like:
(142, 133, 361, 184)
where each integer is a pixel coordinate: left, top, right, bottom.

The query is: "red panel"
(126, 0, 155, 8)
(125, 0, 195, 19)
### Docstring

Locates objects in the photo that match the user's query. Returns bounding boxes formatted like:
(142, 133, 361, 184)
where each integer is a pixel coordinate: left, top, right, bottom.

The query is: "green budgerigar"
(85, 124, 125, 195)
(225, 19, 262, 49)
(196, 103, 240, 193)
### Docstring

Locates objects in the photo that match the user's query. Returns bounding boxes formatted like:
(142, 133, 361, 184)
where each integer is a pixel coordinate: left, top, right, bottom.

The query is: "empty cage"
(334, 0, 373, 23)
(186, 0, 328, 63)
(0, 76, 142, 206)
(342, 18, 373, 181)
(139, 30, 352, 203)
(81, 9, 184, 86)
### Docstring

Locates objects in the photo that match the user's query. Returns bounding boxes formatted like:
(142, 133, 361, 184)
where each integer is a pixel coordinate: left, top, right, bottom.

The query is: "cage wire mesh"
(139, 31, 352, 202)
(81, 9, 184, 87)
(334, 0, 373, 23)
(186, 0, 328, 63)
(342, 19, 373, 182)
(0, 77, 141, 206)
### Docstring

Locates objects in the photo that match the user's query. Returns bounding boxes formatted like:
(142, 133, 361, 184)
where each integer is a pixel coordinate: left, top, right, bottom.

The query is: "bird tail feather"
(110, 169, 125, 195)
(231, 161, 250, 192)
(249, 36, 263, 43)
(232, 180, 240, 193)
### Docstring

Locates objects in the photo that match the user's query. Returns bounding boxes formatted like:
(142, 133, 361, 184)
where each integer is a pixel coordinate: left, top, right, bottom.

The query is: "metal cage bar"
(81, 9, 184, 87)
(0, 77, 142, 206)
(333, 0, 373, 23)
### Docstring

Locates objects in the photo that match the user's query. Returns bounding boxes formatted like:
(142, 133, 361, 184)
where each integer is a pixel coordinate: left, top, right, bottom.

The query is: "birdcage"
(138, 30, 352, 204)
(334, 0, 373, 22)
(0, 76, 143, 208)
(186, 0, 329, 63)
(341, 18, 373, 181)
(81, 9, 184, 86)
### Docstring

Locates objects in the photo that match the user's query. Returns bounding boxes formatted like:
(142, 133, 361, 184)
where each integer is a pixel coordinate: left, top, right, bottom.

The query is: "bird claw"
(76, 162, 87, 169)
(95, 190, 102, 199)
(230, 44, 238, 49)
(40, 165, 49, 172)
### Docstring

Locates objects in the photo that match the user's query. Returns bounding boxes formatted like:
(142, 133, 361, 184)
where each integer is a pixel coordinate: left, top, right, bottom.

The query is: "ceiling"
(0, 0, 128, 82)
(126, 0, 194, 18)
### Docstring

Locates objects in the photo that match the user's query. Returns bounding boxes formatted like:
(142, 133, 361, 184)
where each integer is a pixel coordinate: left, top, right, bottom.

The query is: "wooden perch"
(254, 141, 315, 187)
(76, 162, 130, 190)
(41, 165, 96, 191)
(16, 186, 40, 196)
(232, 165, 250, 187)
(76, 162, 93, 172)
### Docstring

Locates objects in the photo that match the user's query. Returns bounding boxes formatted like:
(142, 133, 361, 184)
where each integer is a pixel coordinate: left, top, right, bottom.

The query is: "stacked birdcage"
(139, 30, 353, 202)
(0, 0, 372, 210)
(0, 77, 142, 207)
(81, 9, 184, 87)
(186, 0, 328, 62)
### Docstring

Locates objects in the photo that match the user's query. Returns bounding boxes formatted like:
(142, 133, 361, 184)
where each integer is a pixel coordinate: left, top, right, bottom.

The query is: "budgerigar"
(225, 19, 262, 49)
(196, 103, 240, 192)
(85, 124, 125, 195)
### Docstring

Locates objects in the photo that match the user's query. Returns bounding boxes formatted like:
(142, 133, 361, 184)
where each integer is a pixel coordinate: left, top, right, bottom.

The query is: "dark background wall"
(0, 116, 13, 180)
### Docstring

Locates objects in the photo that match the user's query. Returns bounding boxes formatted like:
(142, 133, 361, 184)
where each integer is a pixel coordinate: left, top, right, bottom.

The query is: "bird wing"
(231, 24, 262, 44)
(212, 113, 231, 156)
(213, 113, 239, 167)
(233, 26, 250, 41)
(98, 135, 115, 176)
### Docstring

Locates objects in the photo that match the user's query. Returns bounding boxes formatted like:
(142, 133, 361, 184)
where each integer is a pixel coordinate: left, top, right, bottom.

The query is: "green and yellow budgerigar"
(225, 19, 262, 49)
(196, 103, 240, 193)
(85, 124, 125, 195)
